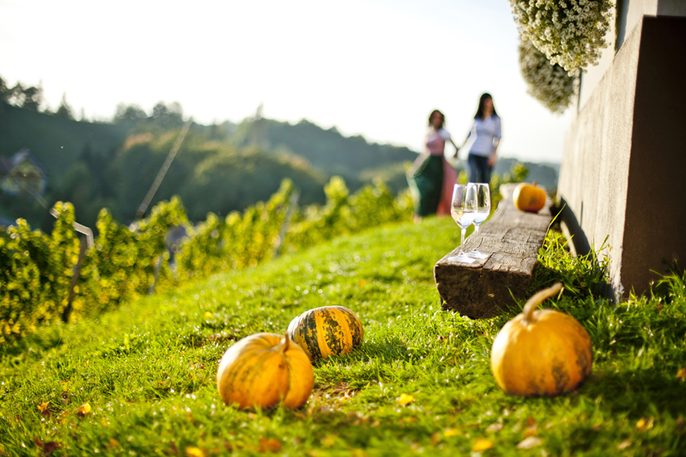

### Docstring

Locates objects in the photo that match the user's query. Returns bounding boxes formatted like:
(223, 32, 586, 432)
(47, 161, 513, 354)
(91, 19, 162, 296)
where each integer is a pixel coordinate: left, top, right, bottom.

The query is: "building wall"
(558, 21, 642, 297)
(558, 15, 686, 297)
(621, 16, 686, 294)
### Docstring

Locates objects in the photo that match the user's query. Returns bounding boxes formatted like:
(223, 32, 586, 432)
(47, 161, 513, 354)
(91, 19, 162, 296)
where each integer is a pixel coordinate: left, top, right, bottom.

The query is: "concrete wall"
(558, 21, 641, 297)
(621, 16, 686, 294)
(558, 15, 686, 297)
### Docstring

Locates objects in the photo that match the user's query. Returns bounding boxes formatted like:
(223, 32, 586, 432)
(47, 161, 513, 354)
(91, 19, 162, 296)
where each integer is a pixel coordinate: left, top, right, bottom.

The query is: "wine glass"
(448, 184, 476, 263)
(468, 183, 491, 259)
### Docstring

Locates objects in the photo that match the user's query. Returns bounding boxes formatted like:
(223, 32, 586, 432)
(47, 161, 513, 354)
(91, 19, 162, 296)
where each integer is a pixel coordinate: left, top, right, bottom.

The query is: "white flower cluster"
(510, 0, 614, 72)
(519, 38, 576, 114)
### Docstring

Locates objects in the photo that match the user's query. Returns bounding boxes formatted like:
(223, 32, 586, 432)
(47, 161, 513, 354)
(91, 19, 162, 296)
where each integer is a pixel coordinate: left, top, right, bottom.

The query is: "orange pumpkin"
(287, 306, 363, 361)
(513, 181, 547, 213)
(490, 282, 593, 397)
(216, 332, 314, 409)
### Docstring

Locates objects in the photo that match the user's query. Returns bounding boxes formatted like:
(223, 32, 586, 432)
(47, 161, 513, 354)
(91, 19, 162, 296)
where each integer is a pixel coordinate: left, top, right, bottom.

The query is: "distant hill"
(0, 104, 416, 228)
(231, 118, 418, 192)
(0, 102, 133, 172)
(494, 158, 559, 191)
(0, 100, 559, 230)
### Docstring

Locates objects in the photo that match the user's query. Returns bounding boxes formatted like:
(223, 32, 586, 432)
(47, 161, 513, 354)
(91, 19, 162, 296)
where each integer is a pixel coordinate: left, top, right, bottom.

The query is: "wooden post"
(62, 234, 88, 323)
(149, 253, 164, 295)
(273, 190, 300, 258)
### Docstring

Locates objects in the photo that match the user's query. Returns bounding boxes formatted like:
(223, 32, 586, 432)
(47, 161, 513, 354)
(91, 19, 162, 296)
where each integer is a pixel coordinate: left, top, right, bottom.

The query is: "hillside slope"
(0, 216, 684, 455)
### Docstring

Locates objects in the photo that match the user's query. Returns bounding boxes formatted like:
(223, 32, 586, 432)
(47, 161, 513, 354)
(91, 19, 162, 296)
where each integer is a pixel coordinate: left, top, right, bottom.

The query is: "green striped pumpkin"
(287, 306, 364, 361)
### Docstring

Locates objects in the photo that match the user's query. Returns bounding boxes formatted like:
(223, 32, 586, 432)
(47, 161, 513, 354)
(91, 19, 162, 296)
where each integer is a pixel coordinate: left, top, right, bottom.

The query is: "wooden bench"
(433, 184, 554, 319)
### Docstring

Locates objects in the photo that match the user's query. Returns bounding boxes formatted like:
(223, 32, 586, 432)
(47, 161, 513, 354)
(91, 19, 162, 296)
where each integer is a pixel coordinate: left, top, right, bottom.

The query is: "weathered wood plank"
(433, 184, 554, 318)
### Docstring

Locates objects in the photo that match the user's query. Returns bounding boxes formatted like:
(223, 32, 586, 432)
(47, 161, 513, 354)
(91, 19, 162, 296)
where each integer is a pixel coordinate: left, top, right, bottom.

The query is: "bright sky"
(0, 0, 572, 163)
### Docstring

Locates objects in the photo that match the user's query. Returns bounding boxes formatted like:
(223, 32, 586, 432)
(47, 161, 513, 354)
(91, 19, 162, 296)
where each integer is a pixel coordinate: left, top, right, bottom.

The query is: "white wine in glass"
(468, 183, 491, 259)
(448, 184, 476, 263)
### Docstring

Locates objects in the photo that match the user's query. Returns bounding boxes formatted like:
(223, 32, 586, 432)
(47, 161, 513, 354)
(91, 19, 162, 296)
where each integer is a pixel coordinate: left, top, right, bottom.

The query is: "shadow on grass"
(583, 367, 686, 417)
(316, 337, 413, 367)
(0, 325, 65, 361)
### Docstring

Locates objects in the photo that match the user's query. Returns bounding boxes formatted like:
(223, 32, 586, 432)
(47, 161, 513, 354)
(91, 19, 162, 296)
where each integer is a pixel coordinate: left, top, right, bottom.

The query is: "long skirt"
(407, 154, 457, 217)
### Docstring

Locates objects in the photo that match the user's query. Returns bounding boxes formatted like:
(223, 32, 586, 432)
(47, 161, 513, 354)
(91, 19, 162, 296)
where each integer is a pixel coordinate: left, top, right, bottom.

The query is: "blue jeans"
(467, 154, 492, 184)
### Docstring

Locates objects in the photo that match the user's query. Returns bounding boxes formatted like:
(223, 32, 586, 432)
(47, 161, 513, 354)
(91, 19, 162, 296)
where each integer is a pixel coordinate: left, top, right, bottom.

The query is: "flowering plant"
(509, 0, 614, 72)
(519, 38, 576, 114)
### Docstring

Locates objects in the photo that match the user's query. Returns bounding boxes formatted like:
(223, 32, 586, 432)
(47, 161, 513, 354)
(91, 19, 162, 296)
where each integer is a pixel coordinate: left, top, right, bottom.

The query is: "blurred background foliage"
(0, 73, 558, 233)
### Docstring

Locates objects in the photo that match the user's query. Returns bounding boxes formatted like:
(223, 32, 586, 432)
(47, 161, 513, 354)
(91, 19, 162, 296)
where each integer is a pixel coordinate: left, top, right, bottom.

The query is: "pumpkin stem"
(533, 180, 538, 187)
(279, 331, 290, 354)
(522, 282, 563, 325)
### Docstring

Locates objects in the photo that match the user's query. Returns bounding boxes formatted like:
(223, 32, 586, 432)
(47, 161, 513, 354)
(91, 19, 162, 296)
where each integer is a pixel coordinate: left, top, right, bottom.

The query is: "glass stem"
(460, 227, 467, 254)
(472, 224, 480, 250)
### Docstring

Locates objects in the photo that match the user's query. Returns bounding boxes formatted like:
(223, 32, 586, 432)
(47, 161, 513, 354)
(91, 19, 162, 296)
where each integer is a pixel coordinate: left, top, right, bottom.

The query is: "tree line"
(0, 75, 416, 233)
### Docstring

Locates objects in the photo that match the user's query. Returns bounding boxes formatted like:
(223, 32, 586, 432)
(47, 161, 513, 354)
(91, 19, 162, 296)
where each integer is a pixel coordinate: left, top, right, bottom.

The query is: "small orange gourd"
(490, 282, 593, 397)
(287, 306, 363, 361)
(216, 332, 314, 409)
(513, 181, 547, 213)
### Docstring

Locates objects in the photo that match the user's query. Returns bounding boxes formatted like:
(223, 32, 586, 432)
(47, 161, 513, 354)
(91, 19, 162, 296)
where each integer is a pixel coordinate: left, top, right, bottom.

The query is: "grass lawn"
(1, 216, 685, 456)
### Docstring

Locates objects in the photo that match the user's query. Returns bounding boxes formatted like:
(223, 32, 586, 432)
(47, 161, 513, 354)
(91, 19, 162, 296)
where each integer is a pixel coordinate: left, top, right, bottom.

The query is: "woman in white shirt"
(407, 109, 460, 222)
(464, 93, 501, 184)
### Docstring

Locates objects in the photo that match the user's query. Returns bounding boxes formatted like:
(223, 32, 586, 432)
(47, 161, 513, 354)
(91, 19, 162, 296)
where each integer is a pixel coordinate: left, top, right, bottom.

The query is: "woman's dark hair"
(474, 93, 498, 120)
(428, 109, 445, 128)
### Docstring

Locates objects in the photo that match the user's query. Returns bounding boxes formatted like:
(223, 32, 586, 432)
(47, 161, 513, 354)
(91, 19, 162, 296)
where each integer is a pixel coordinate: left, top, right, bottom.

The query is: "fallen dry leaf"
(516, 436, 542, 450)
(636, 417, 655, 431)
(616, 440, 632, 450)
(185, 446, 206, 457)
(322, 435, 336, 448)
(317, 405, 333, 415)
(677, 367, 686, 380)
(397, 393, 415, 406)
(444, 428, 461, 437)
(37, 402, 50, 413)
(258, 438, 282, 453)
(472, 438, 494, 452)
(33, 437, 60, 456)
(58, 411, 70, 425)
(76, 403, 92, 416)
(106, 439, 119, 451)
(486, 422, 503, 433)
(60, 390, 71, 405)
(523, 416, 538, 438)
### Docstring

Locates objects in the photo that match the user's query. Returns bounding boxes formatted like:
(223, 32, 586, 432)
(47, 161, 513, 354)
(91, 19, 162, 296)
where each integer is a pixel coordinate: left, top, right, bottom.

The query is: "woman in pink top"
(407, 110, 460, 222)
